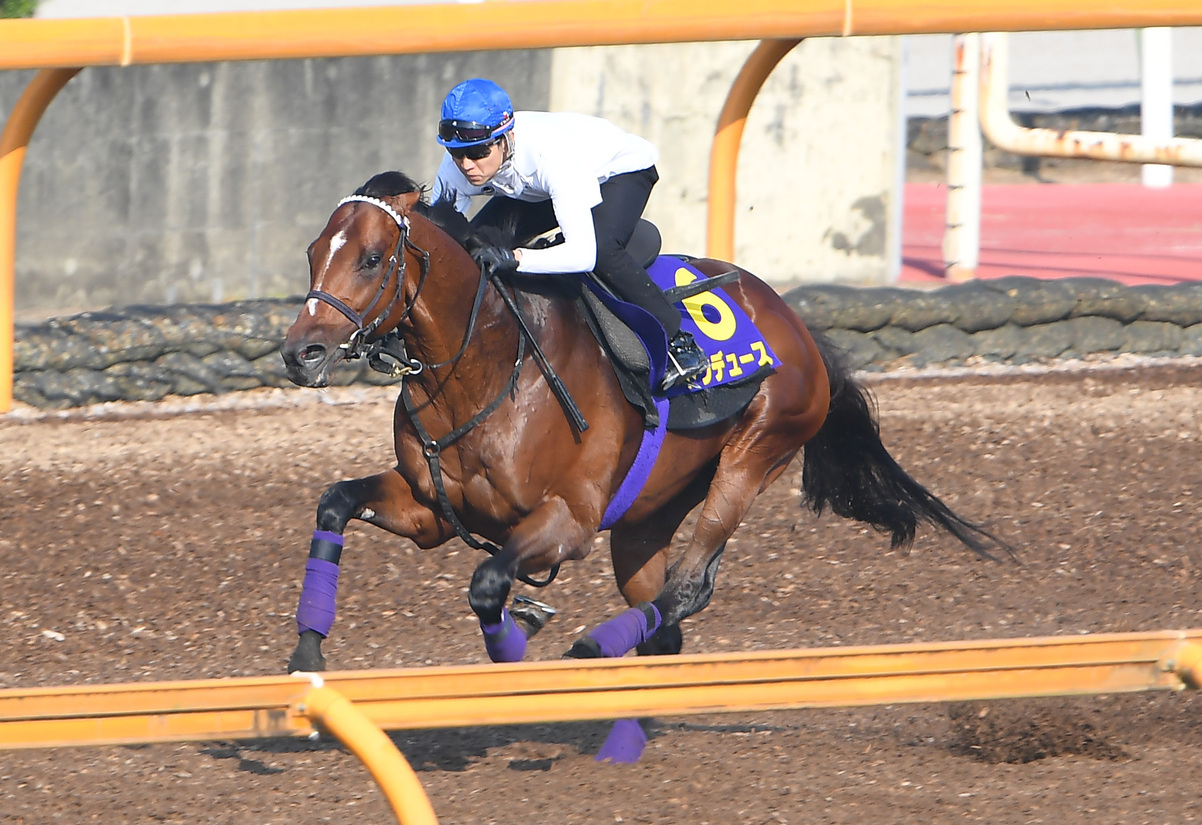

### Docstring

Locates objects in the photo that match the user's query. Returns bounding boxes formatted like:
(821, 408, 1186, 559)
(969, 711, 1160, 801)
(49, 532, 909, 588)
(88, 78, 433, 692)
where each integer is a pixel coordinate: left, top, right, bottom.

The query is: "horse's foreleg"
(288, 469, 446, 673)
(468, 497, 590, 663)
(468, 552, 527, 664)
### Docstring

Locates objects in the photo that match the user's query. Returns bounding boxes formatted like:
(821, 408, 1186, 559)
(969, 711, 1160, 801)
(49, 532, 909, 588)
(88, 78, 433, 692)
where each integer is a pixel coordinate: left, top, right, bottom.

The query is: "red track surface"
(901, 183, 1202, 286)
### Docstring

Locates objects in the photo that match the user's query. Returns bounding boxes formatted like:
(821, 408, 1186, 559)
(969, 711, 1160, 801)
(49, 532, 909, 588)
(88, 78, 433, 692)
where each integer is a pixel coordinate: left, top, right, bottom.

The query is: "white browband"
(337, 195, 409, 229)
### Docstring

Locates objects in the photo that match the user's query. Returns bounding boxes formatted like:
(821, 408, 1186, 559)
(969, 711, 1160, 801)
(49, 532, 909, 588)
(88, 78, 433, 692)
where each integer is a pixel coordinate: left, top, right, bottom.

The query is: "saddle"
(576, 220, 777, 431)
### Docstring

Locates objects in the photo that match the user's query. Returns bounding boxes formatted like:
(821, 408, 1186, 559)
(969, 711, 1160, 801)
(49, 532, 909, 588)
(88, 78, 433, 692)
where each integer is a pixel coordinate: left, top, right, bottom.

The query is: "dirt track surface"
(2, 366, 1201, 824)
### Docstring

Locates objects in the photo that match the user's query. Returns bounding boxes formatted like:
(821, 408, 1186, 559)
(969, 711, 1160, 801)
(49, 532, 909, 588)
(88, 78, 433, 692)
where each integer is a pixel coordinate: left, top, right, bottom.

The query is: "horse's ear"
(394, 191, 422, 215)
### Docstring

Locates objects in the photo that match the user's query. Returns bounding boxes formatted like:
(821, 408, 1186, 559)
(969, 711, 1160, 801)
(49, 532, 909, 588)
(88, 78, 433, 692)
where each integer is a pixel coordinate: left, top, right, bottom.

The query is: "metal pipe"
(706, 38, 802, 261)
(2, 629, 1198, 750)
(1140, 27, 1174, 187)
(0, 67, 81, 414)
(1170, 641, 1202, 689)
(943, 33, 982, 281)
(301, 685, 440, 825)
(6, 1, 1202, 71)
(980, 31, 1202, 167)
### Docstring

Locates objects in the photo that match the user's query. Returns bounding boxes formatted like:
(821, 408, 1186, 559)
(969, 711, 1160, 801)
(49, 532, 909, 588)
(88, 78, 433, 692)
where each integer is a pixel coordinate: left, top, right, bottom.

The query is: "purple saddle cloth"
(590, 256, 780, 528)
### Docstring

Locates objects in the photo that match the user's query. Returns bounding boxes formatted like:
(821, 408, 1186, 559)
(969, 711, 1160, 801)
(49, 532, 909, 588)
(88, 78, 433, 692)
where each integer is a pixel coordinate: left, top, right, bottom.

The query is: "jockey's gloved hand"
(474, 246, 519, 273)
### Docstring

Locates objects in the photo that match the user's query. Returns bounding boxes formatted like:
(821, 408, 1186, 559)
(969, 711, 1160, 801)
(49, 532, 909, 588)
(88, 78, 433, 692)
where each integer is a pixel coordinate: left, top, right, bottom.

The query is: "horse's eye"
(363, 253, 383, 270)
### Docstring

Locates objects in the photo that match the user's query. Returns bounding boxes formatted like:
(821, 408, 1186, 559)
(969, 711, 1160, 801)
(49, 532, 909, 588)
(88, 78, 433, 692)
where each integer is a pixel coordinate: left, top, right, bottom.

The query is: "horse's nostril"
(299, 344, 327, 365)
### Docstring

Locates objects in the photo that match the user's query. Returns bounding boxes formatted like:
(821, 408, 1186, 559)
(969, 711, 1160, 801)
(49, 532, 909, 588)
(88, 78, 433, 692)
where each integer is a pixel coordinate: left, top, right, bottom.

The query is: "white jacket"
(430, 111, 658, 275)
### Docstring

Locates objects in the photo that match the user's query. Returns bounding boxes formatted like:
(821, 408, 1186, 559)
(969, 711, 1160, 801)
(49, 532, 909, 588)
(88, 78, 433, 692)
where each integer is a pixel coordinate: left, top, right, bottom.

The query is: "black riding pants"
(470, 166, 681, 335)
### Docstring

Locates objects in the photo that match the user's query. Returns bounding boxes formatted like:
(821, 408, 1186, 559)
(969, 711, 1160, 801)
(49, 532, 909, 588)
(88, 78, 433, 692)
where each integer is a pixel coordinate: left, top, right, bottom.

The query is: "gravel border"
(12, 276, 1202, 410)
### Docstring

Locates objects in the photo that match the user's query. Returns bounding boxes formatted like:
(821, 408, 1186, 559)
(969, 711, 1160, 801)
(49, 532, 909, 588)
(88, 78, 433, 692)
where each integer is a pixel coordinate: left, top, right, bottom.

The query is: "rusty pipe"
(943, 33, 982, 282)
(980, 31, 1202, 167)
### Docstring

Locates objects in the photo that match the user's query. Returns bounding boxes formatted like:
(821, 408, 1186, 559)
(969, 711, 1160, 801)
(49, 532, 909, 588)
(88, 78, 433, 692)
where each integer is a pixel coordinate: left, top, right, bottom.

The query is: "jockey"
(430, 77, 707, 394)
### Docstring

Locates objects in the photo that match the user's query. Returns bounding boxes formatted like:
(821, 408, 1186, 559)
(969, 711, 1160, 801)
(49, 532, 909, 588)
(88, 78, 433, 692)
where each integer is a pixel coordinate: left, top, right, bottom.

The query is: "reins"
(305, 194, 559, 587)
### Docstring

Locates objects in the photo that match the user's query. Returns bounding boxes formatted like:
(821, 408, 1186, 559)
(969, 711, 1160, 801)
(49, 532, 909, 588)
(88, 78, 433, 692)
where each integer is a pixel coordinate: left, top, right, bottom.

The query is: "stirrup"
(510, 595, 558, 638)
(659, 356, 688, 393)
(660, 347, 706, 393)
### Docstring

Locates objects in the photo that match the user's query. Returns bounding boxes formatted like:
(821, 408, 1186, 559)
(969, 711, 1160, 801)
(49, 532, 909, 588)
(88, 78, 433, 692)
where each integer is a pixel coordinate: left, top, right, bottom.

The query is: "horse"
(280, 170, 1005, 760)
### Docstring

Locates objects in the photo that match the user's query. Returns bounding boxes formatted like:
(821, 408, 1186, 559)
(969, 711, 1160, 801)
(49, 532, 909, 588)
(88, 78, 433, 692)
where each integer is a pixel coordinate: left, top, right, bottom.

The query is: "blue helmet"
(437, 78, 515, 148)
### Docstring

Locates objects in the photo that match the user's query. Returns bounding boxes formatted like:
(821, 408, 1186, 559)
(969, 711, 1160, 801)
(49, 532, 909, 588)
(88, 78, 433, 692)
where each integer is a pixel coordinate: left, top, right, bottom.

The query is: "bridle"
(303, 193, 559, 587)
(304, 195, 429, 366)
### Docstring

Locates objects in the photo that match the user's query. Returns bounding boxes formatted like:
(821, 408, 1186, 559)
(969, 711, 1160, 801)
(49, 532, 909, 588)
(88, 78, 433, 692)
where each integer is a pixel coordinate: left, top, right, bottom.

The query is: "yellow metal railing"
(707, 39, 802, 263)
(5, 0, 1202, 71)
(0, 67, 79, 414)
(297, 676, 441, 825)
(1, 630, 1199, 823)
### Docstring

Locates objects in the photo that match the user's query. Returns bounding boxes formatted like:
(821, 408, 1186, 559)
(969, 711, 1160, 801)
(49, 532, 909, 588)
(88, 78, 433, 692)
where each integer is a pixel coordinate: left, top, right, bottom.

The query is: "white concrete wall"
(552, 37, 903, 286)
(13, 0, 905, 309)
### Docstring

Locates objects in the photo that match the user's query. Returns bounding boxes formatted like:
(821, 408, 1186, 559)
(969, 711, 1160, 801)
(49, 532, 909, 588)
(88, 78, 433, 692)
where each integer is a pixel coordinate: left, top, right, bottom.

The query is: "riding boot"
(660, 331, 707, 392)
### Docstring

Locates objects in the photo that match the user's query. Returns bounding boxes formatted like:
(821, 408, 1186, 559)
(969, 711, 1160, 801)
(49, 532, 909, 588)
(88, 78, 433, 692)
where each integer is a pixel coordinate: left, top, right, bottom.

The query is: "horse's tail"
(801, 331, 1010, 560)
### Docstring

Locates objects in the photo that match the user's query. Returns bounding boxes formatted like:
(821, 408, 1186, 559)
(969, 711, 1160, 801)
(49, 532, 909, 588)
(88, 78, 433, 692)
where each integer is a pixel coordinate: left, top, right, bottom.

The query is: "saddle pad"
(646, 256, 780, 397)
(581, 256, 777, 430)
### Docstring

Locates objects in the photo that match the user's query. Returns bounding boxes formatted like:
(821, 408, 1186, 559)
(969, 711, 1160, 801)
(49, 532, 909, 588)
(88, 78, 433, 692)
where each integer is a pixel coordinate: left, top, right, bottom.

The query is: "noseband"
(305, 195, 427, 362)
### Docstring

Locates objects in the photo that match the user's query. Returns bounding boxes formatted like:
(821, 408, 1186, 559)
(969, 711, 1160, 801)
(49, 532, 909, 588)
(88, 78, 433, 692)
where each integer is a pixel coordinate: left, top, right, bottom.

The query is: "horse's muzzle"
(280, 339, 338, 387)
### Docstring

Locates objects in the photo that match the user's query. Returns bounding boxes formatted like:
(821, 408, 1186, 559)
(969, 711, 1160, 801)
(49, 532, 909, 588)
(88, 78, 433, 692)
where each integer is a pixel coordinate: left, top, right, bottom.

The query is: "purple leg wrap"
(481, 608, 527, 663)
(596, 718, 647, 763)
(296, 558, 340, 637)
(588, 603, 662, 658)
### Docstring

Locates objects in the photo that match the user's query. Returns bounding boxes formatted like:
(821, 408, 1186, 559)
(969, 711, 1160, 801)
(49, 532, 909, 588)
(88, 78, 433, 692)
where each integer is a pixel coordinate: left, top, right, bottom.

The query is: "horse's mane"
(354, 171, 519, 255)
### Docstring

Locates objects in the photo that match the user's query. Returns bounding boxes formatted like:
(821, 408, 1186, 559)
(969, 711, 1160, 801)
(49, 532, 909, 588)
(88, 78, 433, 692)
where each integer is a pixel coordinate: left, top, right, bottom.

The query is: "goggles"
(438, 118, 504, 144)
(448, 141, 498, 161)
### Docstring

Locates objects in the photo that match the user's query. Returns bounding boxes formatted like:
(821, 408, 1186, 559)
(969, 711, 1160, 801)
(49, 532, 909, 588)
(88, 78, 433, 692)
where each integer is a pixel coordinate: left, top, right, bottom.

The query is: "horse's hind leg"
(565, 483, 705, 763)
(564, 480, 707, 662)
(288, 469, 447, 673)
(566, 451, 790, 676)
(652, 450, 797, 632)
(653, 405, 819, 650)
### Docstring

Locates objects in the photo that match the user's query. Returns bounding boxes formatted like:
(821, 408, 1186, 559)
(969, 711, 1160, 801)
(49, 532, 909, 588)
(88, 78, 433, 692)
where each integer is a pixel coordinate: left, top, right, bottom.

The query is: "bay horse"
(280, 171, 1004, 759)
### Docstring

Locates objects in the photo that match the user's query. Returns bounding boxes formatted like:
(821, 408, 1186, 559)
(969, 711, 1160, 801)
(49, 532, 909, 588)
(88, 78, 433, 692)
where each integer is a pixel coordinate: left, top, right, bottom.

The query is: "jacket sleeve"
(515, 201, 597, 274)
(515, 158, 603, 274)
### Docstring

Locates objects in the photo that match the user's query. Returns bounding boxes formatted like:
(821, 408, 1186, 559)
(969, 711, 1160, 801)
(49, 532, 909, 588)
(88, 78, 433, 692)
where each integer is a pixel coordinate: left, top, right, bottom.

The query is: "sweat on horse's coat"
(280, 170, 1007, 762)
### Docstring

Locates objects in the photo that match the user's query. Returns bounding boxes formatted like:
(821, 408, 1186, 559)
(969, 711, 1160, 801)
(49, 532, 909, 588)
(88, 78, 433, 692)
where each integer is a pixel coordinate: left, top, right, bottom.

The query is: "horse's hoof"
(510, 595, 557, 638)
(595, 718, 647, 763)
(287, 630, 327, 673)
(562, 636, 603, 659)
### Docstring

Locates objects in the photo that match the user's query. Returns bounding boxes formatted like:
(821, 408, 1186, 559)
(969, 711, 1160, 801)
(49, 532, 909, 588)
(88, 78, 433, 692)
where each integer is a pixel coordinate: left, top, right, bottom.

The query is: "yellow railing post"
(0, 66, 81, 413)
(1169, 641, 1202, 689)
(706, 39, 801, 262)
(300, 683, 441, 825)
